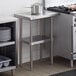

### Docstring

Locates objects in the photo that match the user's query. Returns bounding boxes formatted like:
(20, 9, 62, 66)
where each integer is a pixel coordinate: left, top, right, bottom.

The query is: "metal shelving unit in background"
(0, 17, 18, 76)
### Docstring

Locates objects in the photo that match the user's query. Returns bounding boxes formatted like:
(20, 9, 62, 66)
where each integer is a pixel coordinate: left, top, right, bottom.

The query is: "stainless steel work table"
(15, 10, 58, 70)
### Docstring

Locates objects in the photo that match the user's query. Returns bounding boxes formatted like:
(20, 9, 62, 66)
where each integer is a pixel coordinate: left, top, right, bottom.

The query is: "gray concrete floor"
(0, 57, 76, 76)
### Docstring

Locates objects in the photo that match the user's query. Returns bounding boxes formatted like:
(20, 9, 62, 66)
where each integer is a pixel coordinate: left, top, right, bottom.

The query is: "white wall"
(0, 0, 76, 18)
(45, 0, 76, 7)
(0, 0, 39, 17)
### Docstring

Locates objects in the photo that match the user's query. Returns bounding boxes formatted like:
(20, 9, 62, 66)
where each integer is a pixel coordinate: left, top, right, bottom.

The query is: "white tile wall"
(45, 0, 76, 7)
(0, 0, 76, 17)
(0, 0, 39, 17)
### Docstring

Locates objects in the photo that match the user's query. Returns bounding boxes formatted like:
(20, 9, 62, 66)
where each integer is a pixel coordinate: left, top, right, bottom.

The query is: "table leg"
(29, 20, 33, 70)
(39, 19, 42, 60)
(11, 70, 15, 76)
(43, 19, 46, 47)
(50, 17, 53, 64)
(19, 18, 23, 66)
(40, 19, 46, 60)
(71, 60, 73, 68)
(71, 52, 73, 68)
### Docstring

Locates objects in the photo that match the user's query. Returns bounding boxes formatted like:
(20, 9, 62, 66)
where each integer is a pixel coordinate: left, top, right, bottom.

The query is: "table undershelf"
(23, 35, 51, 45)
(0, 41, 15, 47)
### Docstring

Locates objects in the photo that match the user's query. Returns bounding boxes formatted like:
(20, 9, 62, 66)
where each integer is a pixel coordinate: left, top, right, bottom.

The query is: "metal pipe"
(42, 0, 45, 10)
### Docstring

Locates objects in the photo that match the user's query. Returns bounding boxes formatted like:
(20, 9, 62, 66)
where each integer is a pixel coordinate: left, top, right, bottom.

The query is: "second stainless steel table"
(15, 10, 58, 70)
